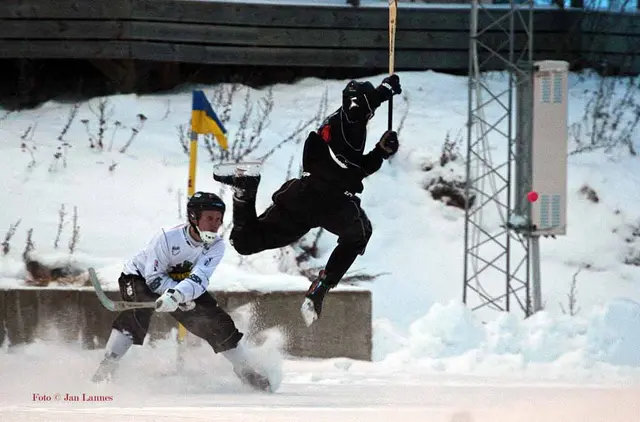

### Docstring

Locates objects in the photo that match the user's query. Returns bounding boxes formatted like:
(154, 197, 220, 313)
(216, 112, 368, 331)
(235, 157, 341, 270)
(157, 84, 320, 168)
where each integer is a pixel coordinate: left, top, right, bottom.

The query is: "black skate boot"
(213, 167, 261, 201)
(233, 365, 273, 393)
(91, 353, 120, 383)
(301, 271, 333, 327)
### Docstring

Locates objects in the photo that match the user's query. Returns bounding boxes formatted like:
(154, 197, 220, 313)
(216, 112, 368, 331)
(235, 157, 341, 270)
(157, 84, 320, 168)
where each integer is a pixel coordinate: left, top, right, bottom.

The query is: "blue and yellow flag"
(191, 90, 228, 150)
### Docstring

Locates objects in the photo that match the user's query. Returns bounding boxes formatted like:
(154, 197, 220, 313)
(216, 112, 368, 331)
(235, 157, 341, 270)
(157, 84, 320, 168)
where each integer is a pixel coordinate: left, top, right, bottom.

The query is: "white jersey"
(122, 223, 225, 302)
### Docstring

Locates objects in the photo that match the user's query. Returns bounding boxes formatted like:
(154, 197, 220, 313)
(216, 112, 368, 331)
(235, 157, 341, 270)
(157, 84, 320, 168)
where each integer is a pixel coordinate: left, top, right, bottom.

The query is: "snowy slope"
(1, 69, 639, 384)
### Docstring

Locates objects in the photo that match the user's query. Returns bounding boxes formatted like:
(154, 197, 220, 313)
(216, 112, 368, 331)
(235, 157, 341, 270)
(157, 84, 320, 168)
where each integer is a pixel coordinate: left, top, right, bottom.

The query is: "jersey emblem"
(168, 260, 194, 281)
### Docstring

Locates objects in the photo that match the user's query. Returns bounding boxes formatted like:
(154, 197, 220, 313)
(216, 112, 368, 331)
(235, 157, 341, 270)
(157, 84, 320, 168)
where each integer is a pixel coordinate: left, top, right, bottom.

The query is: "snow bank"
(374, 299, 640, 372)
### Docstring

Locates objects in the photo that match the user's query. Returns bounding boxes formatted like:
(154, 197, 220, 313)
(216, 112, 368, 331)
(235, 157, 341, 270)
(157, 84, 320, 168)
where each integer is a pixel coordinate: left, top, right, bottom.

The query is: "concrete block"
(0, 288, 372, 360)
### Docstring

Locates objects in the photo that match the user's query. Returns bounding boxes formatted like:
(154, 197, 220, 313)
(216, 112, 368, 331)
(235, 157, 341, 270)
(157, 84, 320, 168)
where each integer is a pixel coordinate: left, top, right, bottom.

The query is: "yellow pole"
(187, 129, 198, 198)
(178, 130, 198, 359)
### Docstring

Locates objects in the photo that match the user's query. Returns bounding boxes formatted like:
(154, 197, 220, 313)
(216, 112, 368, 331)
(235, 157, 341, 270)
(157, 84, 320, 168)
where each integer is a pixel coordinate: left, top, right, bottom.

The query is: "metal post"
(531, 235, 542, 312)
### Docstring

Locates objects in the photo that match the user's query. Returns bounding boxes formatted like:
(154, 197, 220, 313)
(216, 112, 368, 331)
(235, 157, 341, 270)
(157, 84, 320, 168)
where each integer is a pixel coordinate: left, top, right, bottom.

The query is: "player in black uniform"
(214, 75, 401, 326)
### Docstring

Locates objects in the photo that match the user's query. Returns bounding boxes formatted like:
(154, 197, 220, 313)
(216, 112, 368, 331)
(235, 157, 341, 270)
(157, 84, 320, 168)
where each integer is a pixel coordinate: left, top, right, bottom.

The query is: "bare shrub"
(298, 264, 388, 286)
(293, 229, 325, 266)
(49, 103, 79, 172)
(176, 124, 190, 154)
(53, 204, 66, 249)
(259, 89, 329, 163)
(570, 71, 640, 156)
(20, 124, 37, 170)
(422, 130, 475, 210)
(0, 110, 13, 124)
(90, 98, 111, 150)
(81, 100, 147, 155)
(2, 220, 21, 256)
(176, 188, 184, 220)
(14, 206, 84, 286)
(441, 130, 463, 167)
(108, 121, 122, 151)
(119, 113, 148, 153)
(68, 206, 80, 254)
(560, 266, 583, 316)
(622, 220, 640, 266)
(177, 85, 328, 164)
(395, 90, 410, 139)
(22, 228, 34, 262)
(579, 184, 599, 203)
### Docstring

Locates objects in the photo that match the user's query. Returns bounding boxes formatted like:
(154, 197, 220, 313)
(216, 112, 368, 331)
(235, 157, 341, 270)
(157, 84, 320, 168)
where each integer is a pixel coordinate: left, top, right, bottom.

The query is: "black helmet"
(343, 80, 375, 98)
(342, 80, 376, 120)
(187, 192, 225, 222)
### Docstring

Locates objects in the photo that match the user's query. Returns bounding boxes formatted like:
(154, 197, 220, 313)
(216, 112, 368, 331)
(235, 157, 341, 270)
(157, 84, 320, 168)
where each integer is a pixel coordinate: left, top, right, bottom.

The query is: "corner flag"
(191, 90, 228, 150)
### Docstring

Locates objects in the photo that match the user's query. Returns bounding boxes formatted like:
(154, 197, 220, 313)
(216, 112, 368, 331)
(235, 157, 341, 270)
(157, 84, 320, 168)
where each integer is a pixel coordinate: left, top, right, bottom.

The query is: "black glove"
(376, 74, 402, 101)
(376, 130, 399, 159)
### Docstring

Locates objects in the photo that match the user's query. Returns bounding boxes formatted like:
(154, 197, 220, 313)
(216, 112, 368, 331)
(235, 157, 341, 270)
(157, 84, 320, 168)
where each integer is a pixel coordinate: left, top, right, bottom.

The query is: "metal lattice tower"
(463, 0, 535, 317)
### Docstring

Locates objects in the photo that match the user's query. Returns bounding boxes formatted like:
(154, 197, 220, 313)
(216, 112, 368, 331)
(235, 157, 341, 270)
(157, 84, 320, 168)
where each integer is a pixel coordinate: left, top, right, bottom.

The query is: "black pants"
(111, 273, 243, 353)
(230, 176, 373, 287)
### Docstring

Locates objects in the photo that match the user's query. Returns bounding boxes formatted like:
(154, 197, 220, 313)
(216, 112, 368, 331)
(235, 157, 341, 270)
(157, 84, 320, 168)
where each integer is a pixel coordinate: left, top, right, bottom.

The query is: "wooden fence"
(0, 0, 639, 73)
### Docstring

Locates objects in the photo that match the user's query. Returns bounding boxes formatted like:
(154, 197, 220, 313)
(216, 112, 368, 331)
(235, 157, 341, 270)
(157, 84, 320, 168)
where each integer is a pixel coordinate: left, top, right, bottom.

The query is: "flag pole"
(187, 129, 198, 198)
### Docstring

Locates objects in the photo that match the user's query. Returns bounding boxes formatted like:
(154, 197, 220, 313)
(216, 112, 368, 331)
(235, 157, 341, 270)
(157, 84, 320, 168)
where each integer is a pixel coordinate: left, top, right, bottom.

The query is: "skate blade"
(213, 161, 262, 177)
(235, 368, 274, 393)
(239, 377, 273, 393)
(254, 379, 273, 394)
(301, 298, 318, 327)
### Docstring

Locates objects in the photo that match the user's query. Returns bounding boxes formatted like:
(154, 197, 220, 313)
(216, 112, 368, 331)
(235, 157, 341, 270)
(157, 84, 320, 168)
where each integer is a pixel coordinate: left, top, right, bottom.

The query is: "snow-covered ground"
(1, 68, 639, 419)
(1, 333, 639, 421)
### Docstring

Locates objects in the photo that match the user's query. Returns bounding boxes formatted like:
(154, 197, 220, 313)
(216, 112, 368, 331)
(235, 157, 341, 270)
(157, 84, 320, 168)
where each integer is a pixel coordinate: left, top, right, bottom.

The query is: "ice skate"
(213, 163, 262, 200)
(301, 271, 331, 327)
(233, 365, 273, 393)
(91, 353, 119, 383)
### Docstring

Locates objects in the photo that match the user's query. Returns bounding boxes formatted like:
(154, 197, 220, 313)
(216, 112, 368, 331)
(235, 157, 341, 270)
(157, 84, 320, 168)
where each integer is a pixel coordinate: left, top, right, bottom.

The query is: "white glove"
(178, 301, 196, 312)
(155, 288, 185, 312)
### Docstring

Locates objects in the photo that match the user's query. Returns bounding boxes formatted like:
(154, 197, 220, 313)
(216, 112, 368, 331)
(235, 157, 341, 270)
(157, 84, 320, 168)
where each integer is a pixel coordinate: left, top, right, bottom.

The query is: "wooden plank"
(0, 35, 574, 67)
(0, 40, 131, 59)
(132, 0, 571, 32)
(579, 52, 640, 74)
(129, 41, 462, 69)
(129, 41, 568, 70)
(582, 33, 640, 55)
(0, 0, 132, 19)
(0, 20, 129, 40)
(580, 11, 640, 36)
(130, 21, 572, 51)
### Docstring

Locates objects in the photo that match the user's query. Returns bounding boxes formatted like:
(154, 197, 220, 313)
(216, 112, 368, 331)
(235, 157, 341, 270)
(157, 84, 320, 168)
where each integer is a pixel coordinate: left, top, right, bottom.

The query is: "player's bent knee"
(209, 328, 244, 353)
(179, 293, 245, 353)
(349, 219, 373, 255)
(230, 231, 261, 255)
(112, 311, 150, 345)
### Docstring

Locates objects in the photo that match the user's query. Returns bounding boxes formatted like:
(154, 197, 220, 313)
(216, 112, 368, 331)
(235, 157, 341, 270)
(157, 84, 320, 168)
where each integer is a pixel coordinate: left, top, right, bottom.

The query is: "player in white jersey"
(91, 192, 272, 392)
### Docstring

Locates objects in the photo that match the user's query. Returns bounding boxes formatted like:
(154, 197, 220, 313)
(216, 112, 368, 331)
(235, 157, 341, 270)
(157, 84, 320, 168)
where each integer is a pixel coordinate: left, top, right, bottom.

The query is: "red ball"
(527, 191, 539, 202)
